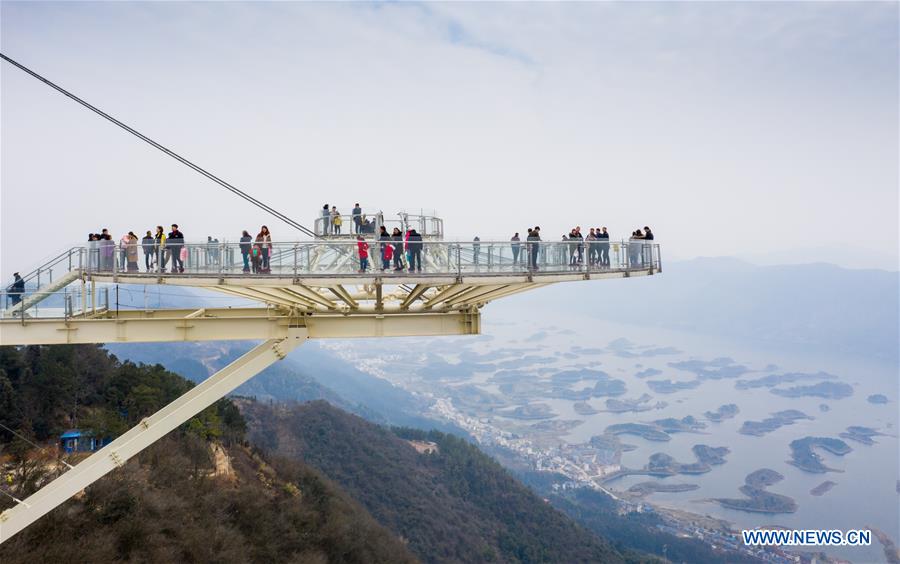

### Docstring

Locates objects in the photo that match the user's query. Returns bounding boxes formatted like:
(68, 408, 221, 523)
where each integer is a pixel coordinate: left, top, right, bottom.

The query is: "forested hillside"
(0, 345, 415, 563)
(241, 400, 631, 563)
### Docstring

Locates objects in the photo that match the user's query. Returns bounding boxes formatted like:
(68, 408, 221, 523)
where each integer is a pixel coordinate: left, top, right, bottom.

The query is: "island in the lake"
(867, 393, 890, 404)
(590, 433, 638, 454)
(810, 481, 837, 497)
(627, 481, 699, 498)
(646, 379, 701, 394)
(735, 371, 835, 390)
(651, 415, 707, 433)
(645, 452, 711, 475)
(591, 377, 628, 397)
(839, 426, 884, 445)
(602, 394, 665, 413)
(739, 410, 813, 436)
(712, 469, 798, 514)
(704, 404, 739, 422)
(635, 367, 662, 379)
(693, 445, 730, 466)
(788, 436, 852, 473)
(573, 401, 599, 415)
(771, 381, 853, 399)
(668, 358, 749, 380)
(605, 423, 671, 442)
(501, 403, 556, 420)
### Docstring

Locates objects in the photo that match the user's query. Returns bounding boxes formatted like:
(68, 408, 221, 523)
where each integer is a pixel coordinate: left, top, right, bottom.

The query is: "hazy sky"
(2, 2, 897, 279)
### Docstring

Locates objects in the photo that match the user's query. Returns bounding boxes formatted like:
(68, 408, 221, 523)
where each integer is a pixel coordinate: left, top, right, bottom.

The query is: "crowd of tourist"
(5, 216, 657, 305)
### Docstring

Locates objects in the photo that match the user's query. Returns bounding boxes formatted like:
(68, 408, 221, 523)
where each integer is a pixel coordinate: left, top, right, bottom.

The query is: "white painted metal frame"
(0, 329, 308, 544)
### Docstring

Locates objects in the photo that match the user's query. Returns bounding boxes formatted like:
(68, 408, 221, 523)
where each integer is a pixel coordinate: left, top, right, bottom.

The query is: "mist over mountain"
(106, 341, 467, 436)
(494, 257, 899, 361)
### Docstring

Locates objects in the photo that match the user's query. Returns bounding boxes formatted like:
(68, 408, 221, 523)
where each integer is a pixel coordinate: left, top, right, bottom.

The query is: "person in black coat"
(407, 229, 423, 272)
(391, 228, 404, 271)
(168, 224, 185, 273)
(7, 273, 25, 307)
(141, 231, 155, 271)
(239, 230, 252, 273)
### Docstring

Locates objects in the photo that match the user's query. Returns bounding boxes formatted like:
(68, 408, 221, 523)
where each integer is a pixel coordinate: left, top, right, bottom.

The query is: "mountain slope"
(240, 400, 628, 564)
(0, 345, 416, 563)
(0, 436, 417, 564)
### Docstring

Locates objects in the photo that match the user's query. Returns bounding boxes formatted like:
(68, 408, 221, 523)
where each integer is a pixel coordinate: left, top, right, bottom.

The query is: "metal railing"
(313, 212, 444, 239)
(64, 238, 660, 277)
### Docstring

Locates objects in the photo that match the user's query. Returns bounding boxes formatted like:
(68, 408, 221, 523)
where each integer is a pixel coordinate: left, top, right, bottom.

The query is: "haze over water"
(472, 313, 898, 563)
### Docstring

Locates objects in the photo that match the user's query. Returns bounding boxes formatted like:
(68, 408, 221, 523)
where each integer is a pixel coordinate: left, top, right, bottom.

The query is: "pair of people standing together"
(239, 226, 272, 274)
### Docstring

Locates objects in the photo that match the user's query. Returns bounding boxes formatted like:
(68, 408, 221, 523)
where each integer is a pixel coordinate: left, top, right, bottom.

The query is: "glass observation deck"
(1, 238, 661, 318)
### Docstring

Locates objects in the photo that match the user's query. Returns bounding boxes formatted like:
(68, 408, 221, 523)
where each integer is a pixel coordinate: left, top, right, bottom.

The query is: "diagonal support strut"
(0, 329, 308, 544)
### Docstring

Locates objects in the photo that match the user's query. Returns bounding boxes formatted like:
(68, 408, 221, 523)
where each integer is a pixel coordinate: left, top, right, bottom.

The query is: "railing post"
(293, 244, 299, 277)
(456, 244, 461, 277)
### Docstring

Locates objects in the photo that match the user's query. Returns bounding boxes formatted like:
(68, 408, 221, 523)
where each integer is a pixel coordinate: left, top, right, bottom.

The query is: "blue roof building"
(60, 430, 110, 454)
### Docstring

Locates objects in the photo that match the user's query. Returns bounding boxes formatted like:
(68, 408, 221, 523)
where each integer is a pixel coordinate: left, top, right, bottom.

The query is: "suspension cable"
(1, 53, 319, 238)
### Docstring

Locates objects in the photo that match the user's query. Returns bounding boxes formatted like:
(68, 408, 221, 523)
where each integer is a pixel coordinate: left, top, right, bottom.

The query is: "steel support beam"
(0, 330, 308, 544)
(0, 310, 480, 345)
(421, 284, 472, 310)
(327, 285, 359, 309)
(399, 284, 430, 310)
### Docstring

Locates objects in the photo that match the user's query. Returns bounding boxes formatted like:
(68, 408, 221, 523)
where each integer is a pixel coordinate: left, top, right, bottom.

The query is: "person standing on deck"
(527, 226, 541, 270)
(240, 230, 253, 273)
(642, 226, 654, 268)
(473, 236, 481, 266)
(154, 226, 167, 272)
(598, 227, 610, 267)
(99, 229, 114, 271)
(321, 204, 331, 235)
(6, 272, 24, 307)
(126, 232, 140, 272)
(141, 231, 155, 271)
(407, 229, 423, 272)
(168, 224, 185, 273)
(119, 233, 131, 271)
(392, 228, 404, 271)
(511, 233, 521, 266)
(331, 206, 342, 235)
(256, 226, 272, 273)
(352, 203, 362, 234)
(379, 226, 391, 271)
(573, 226, 584, 266)
(357, 235, 369, 272)
(586, 228, 597, 267)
